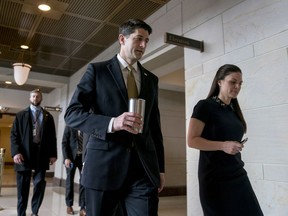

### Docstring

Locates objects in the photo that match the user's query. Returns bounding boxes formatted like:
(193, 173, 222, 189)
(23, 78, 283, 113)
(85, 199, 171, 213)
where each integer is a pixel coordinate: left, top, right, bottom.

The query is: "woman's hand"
(222, 141, 244, 155)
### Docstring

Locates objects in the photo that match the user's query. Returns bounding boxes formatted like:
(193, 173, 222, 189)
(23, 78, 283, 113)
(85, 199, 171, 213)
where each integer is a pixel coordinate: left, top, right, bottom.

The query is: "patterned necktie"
(127, 66, 138, 98)
(33, 109, 41, 143)
(78, 131, 83, 153)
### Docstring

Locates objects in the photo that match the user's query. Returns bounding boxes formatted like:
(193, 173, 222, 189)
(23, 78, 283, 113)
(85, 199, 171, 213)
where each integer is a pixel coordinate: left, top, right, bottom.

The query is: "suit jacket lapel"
(42, 109, 49, 136)
(138, 63, 149, 99)
(107, 56, 128, 103)
(23, 107, 32, 144)
(107, 56, 151, 105)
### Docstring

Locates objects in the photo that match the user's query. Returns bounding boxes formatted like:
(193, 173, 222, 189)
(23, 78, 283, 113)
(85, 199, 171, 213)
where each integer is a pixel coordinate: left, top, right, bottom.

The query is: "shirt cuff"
(108, 117, 115, 133)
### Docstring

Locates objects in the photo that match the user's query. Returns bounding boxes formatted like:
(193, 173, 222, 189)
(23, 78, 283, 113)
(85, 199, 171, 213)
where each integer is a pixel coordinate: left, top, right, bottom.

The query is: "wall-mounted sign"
(164, 32, 204, 52)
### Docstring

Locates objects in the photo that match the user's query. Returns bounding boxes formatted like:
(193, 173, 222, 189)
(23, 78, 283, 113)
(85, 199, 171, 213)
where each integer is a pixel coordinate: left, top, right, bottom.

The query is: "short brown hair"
(119, 19, 152, 37)
(30, 88, 42, 97)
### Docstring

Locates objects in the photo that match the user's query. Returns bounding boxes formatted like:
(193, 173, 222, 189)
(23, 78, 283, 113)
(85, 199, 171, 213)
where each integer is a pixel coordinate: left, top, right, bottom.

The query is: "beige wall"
(0, 127, 12, 163)
(159, 89, 186, 188)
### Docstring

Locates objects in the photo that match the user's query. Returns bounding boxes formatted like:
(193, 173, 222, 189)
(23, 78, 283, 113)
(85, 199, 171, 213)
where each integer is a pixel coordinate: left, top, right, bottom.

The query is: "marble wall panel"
(253, 180, 288, 216)
(238, 49, 288, 109)
(185, 64, 203, 80)
(242, 105, 288, 164)
(254, 30, 288, 56)
(184, 16, 224, 67)
(223, 0, 288, 52)
(182, 0, 243, 33)
(185, 72, 214, 117)
(244, 162, 264, 180)
(202, 45, 254, 74)
(186, 165, 202, 215)
(184, 1, 288, 214)
(263, 164, 288, 182)
(186, 147, 200, 163)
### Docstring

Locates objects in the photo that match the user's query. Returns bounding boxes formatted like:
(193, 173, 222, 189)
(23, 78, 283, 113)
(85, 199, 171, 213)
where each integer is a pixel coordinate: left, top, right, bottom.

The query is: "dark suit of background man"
(62, 126, 86, 216)
(10, 89, 57, 216)
(64, 18, 165, 216)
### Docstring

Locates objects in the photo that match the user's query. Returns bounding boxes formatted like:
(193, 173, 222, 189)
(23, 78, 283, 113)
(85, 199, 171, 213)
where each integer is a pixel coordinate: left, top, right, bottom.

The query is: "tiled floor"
(0, 166, 187, 216)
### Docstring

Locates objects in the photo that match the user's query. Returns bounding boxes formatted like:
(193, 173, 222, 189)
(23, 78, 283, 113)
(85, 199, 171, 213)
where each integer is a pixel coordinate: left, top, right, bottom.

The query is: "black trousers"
(65, 154, 85, 209)
(16, 169, 46, 216)
(85, 149, 159, 216)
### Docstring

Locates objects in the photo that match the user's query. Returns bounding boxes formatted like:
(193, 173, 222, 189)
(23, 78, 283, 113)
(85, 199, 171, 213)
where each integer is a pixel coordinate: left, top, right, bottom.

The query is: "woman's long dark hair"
(207, 64, 247, 132)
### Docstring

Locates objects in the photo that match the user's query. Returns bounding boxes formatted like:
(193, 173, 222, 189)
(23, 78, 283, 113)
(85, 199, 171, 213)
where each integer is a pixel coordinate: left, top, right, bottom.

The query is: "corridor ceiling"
(0, 0, 171, 93)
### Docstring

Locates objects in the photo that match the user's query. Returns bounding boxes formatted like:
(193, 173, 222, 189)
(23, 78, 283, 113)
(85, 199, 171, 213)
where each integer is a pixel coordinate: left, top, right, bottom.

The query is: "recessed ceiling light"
(38, 4, 51, 11)
(20, 45, 29, 50)
(5, 81, 12, 84)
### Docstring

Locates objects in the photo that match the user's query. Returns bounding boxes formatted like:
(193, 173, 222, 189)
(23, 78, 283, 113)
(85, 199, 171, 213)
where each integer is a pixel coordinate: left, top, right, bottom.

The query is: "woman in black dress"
(187, 64, 263, 216)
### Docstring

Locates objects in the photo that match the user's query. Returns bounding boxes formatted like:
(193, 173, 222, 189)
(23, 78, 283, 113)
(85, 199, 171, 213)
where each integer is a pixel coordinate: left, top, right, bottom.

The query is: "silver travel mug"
(129, 98, 145, 133)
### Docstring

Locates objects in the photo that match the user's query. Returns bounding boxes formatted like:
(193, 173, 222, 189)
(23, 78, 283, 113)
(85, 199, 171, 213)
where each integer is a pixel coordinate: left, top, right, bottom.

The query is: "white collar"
(117, 54, 138, 71)
(30, 104, 41, 112)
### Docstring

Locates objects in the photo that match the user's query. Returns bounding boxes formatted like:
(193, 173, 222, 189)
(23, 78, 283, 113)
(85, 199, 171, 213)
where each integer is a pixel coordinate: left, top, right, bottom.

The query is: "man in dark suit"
(64, 19, 165, 216)
(62, 126, 86, 216)
(10, 89, 57, 216)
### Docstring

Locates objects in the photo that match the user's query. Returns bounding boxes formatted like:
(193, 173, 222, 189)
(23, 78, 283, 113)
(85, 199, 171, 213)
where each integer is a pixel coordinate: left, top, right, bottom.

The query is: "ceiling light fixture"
(38, 3, 51, 11)
(20, 45, 29, 50)
(5, 81, 12, 84)
(13, 49, 32, 86)
(13, 63, 32, 85)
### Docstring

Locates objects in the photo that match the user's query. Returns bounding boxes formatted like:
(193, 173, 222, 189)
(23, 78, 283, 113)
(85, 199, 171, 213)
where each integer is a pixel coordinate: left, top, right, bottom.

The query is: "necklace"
(212, 96, 234, 111)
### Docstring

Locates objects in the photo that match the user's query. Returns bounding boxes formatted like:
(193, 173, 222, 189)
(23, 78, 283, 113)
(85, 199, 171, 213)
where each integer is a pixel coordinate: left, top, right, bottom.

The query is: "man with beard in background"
(11, 89, 57, 216)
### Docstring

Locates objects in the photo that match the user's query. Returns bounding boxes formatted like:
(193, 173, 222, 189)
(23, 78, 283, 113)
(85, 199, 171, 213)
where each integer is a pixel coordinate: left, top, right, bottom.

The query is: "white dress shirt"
(107, 54, 142, 133)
